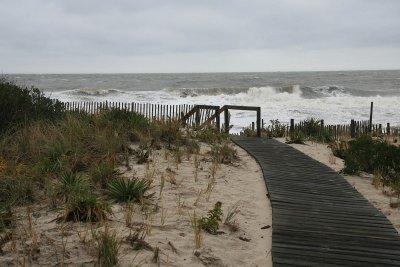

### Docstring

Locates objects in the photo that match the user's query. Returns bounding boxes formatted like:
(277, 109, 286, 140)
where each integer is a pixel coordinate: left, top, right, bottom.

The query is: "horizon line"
(3, 68, 400, 75)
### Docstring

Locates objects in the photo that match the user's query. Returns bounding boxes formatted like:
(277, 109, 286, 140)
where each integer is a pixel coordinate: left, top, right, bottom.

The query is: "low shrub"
(343, 135, 400, 185)
(0, 77, 63, 133)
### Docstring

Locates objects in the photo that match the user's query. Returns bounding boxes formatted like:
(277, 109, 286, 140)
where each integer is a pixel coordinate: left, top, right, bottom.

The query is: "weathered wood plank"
(232, 136, 400, 267)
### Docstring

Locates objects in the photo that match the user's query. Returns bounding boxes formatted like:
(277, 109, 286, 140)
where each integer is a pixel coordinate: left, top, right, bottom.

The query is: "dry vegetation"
(0, 79, 271, 266)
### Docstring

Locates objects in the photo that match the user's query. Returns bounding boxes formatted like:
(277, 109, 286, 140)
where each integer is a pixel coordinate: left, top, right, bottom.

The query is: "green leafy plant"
(106, 178, 154, 203)
(198, 201, 223, 235)
(343, 135, 400, 185)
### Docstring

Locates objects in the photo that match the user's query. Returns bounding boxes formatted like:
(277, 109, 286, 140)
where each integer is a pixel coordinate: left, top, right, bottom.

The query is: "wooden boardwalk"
(232, 137, 400, 267)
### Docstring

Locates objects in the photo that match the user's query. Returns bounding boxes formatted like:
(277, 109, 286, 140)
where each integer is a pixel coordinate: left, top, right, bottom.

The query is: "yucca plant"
(58, 172, 90, 202)
(106, 178, 154, 203)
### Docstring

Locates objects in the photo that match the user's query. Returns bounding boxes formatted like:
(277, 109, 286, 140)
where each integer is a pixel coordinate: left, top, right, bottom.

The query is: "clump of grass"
(62, 193, 111, 222)
(0, 173, 35, 206)
(136, 147, 150, 164)
(196, 126, 227, 144)
(198, 201, 222, 235)
(189, 211, 202, 249)
(106, 177, 154, 203)
(286, 130, 305, 144)
(185, 139, 200, 155)
(210, 143, 238, 164)
(265, 119, 287, 138)
(94, 226, 120, 267)
(126, 227, 153, 251)
(159, 173, 165, 197)
(125, 202, 135, 227)
(152, 247, 160, 265)
(149, 120, 183, 149)
(91, 161, 121, 189)
(194, 155, 200, 182)
(224, 203, 240, 232)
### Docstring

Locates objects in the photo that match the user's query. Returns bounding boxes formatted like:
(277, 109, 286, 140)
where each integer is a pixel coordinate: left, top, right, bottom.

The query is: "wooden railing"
(181, 105, 261, 137)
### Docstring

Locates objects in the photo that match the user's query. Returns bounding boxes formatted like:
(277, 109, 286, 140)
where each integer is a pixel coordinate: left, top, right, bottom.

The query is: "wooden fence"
(63, 101, 263, 137)
(283, 119, 400, 140)
(63, 101, 219, 127)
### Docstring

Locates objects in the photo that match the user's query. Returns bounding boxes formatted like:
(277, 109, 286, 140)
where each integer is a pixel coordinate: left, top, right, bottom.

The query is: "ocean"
(9, 70, 400, 132)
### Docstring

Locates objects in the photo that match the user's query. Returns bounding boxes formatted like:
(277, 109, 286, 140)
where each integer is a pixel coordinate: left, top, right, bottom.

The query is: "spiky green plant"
(106, 178, 154, 203)
(58, 172, 90, 202)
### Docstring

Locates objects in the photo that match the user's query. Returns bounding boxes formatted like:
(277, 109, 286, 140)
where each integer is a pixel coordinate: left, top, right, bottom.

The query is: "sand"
(0, 142, 272, 266)
(276, 138, 400, 233)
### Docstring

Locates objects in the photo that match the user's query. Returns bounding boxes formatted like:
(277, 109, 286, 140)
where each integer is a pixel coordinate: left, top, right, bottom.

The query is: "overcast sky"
(1, 0, 400, 73)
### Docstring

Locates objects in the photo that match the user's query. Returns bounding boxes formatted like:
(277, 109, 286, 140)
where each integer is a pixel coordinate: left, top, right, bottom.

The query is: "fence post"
(195, 106, 200, 126)
(387, 123, 391, 135)
(290, 119, 294, 139)
(350, 119, 355, 138)
(320, 120, 324, 135)
(369, 102, 373, 133)
(256, 107, 261, 137)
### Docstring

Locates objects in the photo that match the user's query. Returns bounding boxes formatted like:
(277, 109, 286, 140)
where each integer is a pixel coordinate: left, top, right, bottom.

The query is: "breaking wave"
(166, 84, 349, 99)
(70, 88, 125, 96)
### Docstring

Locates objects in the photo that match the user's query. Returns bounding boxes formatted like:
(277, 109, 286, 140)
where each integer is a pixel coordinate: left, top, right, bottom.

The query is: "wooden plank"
(232, 137, 400, 266)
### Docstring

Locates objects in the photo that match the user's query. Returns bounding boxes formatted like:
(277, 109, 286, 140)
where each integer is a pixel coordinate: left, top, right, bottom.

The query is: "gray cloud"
(1, 0, 399, 73)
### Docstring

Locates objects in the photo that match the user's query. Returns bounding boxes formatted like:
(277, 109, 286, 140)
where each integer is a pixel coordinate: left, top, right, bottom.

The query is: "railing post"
(215, 106, 220, 130)
(195, 106, 200, 126)
(256, 107, 261, 137)
(224, 108, 229, 134)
